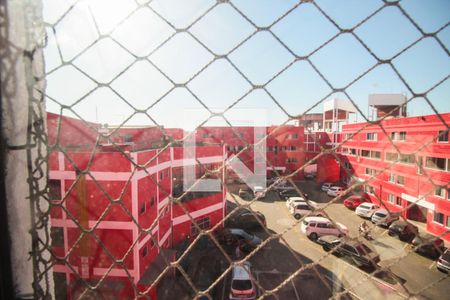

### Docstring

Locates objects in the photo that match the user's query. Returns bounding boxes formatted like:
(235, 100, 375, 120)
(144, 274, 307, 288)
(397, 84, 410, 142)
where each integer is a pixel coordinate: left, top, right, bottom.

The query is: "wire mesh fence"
(3, 0, 450, 299)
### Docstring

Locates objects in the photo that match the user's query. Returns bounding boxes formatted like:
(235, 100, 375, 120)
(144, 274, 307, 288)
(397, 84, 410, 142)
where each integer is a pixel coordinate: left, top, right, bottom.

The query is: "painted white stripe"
(93, 268, 134, 277)
(58, 152, 64, 171)
(171, 156, 224, 168)
(402, 193, 435, 210)
(49, 170, 132, 181)
(51, 219, 136, 230)
(158, 197, 170, 211)
(138, 226, 159, 249)
(172, 202, 224, 225)
(159, 227, 172, 246)
(53, 264, 78, 274)
(135, 160, 172, 180)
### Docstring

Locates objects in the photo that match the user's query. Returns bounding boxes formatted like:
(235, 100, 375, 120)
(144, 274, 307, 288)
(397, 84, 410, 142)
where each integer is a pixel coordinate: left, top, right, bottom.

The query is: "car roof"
(289, 197, 305, 201)
(360, 202, 375, 207)
(304, 216, 330, 223)
(232, 263, 251, 280)
(374, 208, 388, 214)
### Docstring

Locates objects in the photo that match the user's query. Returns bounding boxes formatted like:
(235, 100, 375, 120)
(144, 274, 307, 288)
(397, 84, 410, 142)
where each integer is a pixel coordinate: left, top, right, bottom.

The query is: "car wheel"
(323, 245, 331, 252)
(309, 233, 318, 241)
(387, 231, 395, 237)
(294, 214, 301, 220)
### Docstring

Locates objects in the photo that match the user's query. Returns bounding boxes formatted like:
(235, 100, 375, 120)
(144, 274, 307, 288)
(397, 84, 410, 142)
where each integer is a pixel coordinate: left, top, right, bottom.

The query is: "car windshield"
(442, 251, 450, 261)
(232, 279, 252, 291)
(375, 212, 387, 218)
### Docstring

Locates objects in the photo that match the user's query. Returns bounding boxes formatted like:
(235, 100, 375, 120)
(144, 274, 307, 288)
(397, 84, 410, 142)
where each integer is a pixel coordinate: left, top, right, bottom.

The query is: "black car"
(279, 189, 300, 200)
(388, 220, 419, 242)
(318, 235, 380, 268)
(225, 208, 266, 230)
(193, 257, 221, 300)
(411, 233, 445, 259)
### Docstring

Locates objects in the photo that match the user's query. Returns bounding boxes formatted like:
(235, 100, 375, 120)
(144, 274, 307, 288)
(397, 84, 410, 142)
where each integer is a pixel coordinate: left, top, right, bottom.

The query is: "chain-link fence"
(2, 0, 450, 299)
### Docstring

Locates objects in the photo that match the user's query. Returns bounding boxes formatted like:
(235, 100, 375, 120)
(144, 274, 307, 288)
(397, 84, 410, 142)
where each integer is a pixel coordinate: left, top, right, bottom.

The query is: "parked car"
(300, 216, 348, 241)
(318, 235, 381, 268)
(343, 195, 368, 209)
(411, 233, 445, 259)
(225, 209, 266, 230)
(327, 186, 345, 197)
(286, 196, 306, 209)
(290, 201, 323, 220)
(388, 221, 419, 242)
(321, 182, 333, 192)
(371, 209, 399, 227)
(272, 181, 296, 193)
(228, 229, 262, 250)
(279, 189, 300, 200)
(229, 262, 257, 300)
(355, 203, 380, 218)
(437, 249, 450, 273)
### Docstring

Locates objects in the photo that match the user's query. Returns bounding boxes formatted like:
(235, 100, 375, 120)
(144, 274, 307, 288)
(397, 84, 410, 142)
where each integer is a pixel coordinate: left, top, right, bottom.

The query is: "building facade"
(48, 114, 226, 299)
(341, 113, 450, 241)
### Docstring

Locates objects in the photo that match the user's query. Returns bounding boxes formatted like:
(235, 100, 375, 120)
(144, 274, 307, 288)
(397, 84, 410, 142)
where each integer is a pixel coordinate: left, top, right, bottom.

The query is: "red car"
(344, 195, 369, 209)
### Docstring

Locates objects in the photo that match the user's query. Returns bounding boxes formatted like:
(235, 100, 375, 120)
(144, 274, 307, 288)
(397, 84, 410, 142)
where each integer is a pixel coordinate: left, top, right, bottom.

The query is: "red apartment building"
(341, 113, 450, 241)
(48, 113, 226, 299)
(195, 126, 306, 180)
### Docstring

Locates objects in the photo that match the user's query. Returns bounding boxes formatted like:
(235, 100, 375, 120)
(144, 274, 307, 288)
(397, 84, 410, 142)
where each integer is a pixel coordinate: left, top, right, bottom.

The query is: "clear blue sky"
(43, 0, 450, 128)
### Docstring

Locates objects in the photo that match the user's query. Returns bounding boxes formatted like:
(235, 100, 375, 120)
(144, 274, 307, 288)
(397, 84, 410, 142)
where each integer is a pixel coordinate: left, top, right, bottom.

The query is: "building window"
(366, 133, 377, 141)
(150, 196, 155, 207)
(435, 186, 446, 198)
(124, 134, 133, 143)
(370, 151, 381, 160)
(49, 179, 61, 201)
(433, 212, 444, 225)
(140, 202, 146, 214)
(50, 227, 64, 247)
(345, 133, 353, 140)
(438, 130, 449, 142)
(365, 185, 374, 194)
(389, 173, 395, 183)
(361, 150, 370, 157)
(397, 175, 405, 185)
(191, 217, 210, 236)
(159, 172, 163, 180)
(166, 169, 169, 177)
(287, 158, 298, 163)
(390, 132, 396, 140)
(289, 146, 297, 151)
(426, 157, 446, 171)
(365, 168, 371, 175)
(291, 133, 298, 139)
(446, 216, 450, 228)
(387, 194, 395, 203)
(349, 148, 357, 155)
(142, 245, 148, 257)
(417, 156, 423, 174)
(238, 145, 244, 151)
(399, 131, 407, 141)
(385, 152, 398, 162)
(395, 196, 402, 206)
(399, 154, 415, 164)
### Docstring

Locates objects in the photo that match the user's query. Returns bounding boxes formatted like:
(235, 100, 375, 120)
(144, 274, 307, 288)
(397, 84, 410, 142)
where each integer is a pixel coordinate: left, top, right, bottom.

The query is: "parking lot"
(158, 180, 449, 300)
(229, 180, 450, 300)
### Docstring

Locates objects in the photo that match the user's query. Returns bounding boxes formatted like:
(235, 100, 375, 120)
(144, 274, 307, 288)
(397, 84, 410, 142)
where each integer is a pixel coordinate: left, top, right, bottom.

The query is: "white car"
(286, 196, 306, 209)
(300, 216, 348, 240)
(229, 262, 257, 300)
(355, 203, 380, 218)
(327, 186, 344, 197)
(371, 209, 399, 227)
(290, 201, 323, 219)
(321, 182, 333, 192)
